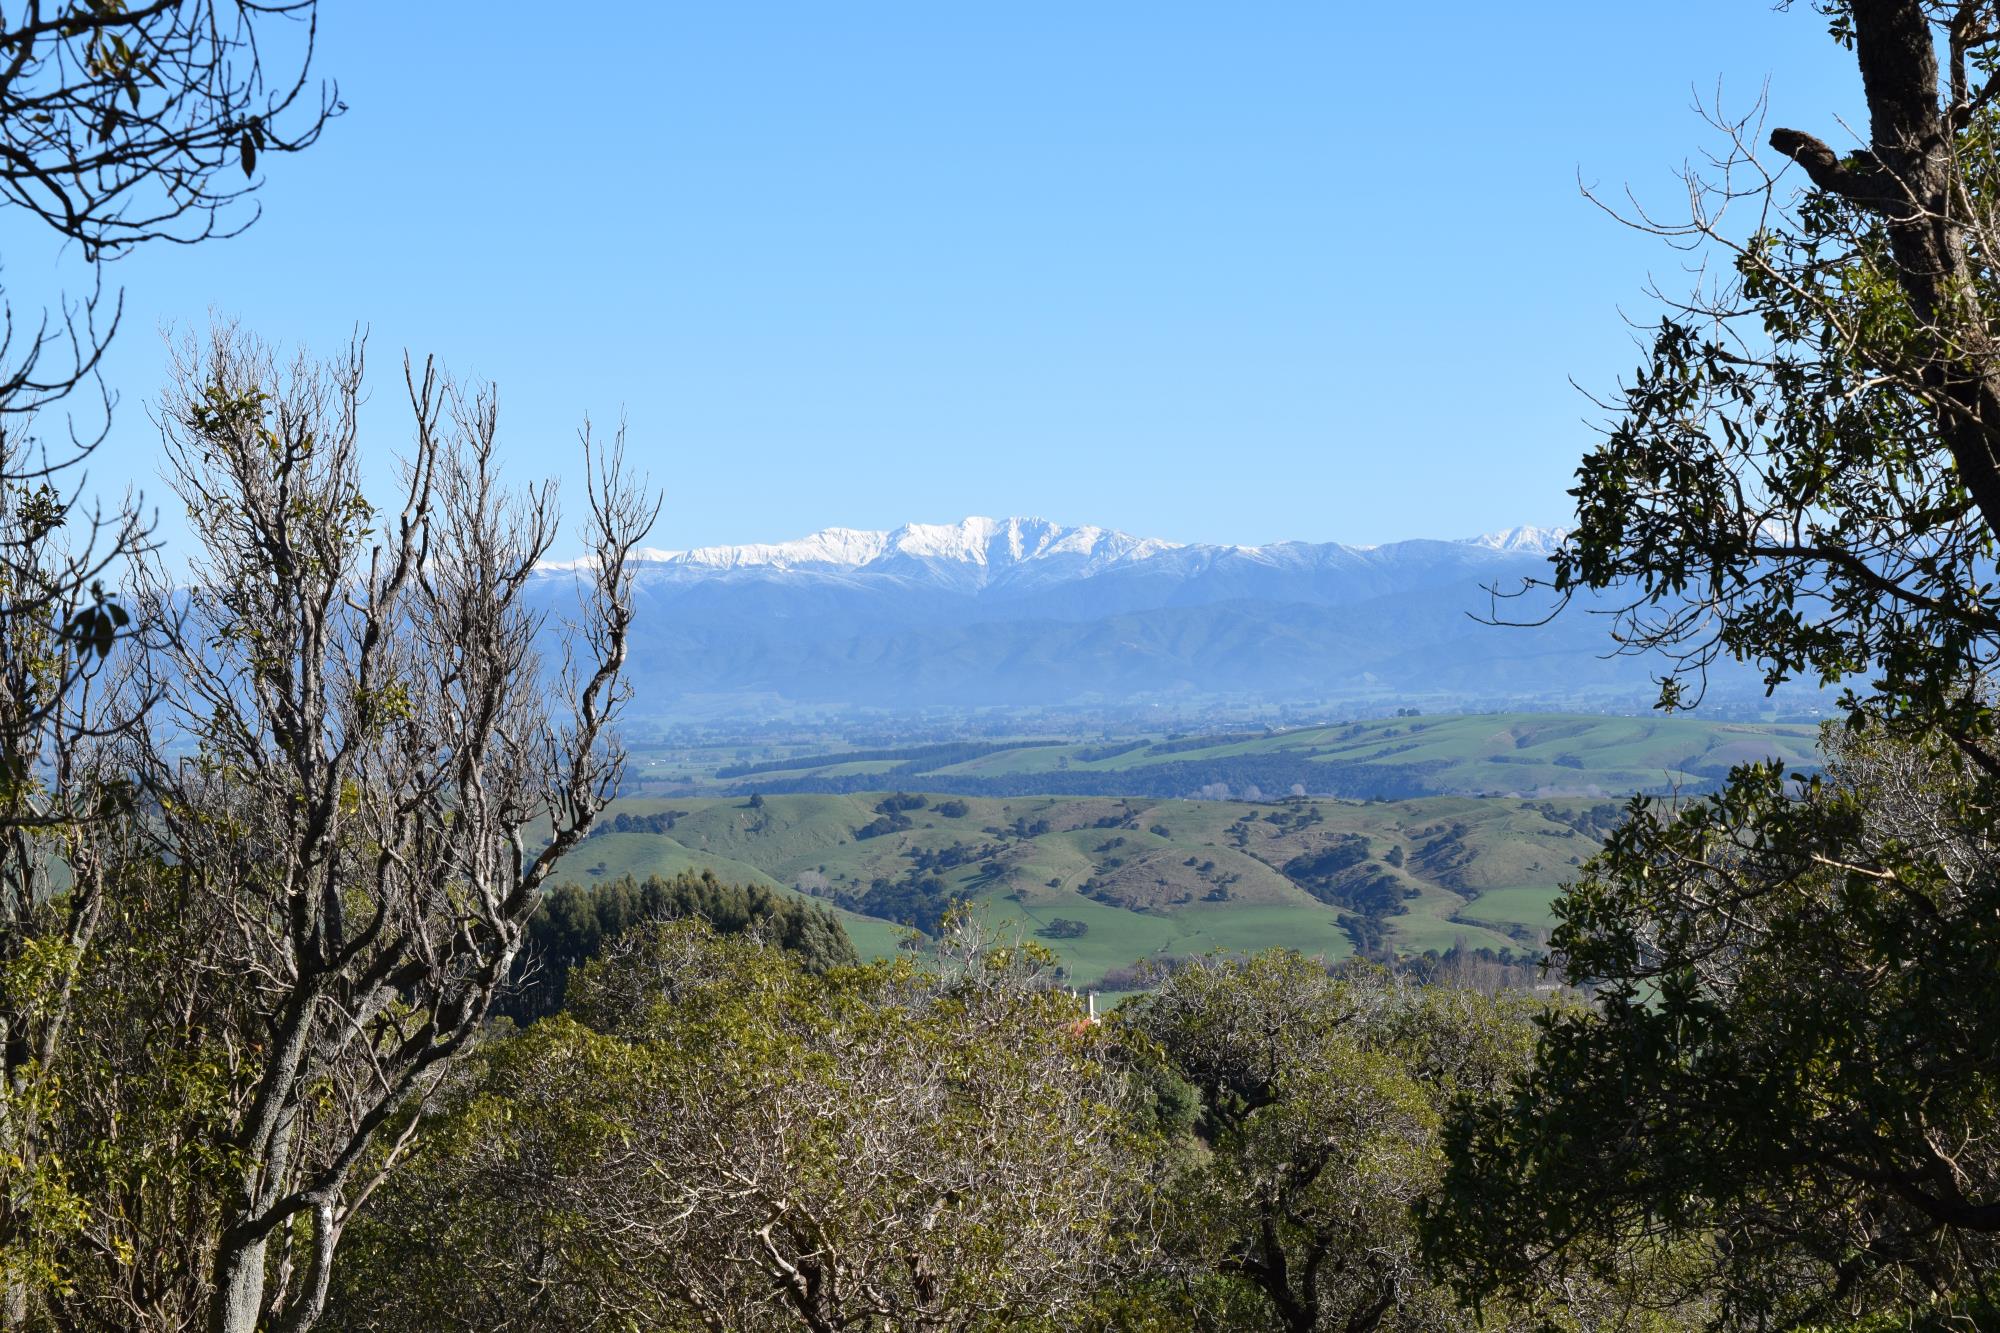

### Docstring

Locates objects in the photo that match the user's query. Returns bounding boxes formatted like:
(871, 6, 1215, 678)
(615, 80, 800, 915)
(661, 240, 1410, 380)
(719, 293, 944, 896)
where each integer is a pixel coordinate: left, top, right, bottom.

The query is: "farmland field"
(624, 711, 1824, 803)
(554, 789, 1627, 987)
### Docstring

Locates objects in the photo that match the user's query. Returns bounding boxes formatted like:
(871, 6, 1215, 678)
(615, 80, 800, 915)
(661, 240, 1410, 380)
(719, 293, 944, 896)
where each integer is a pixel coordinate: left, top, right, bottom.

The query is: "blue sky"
(15, 2, 1859, 556)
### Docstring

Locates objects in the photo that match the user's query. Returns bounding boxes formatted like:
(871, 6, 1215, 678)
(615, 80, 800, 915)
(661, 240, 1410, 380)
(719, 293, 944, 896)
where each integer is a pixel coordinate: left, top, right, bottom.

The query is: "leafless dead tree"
(120, 324, 653, 1333)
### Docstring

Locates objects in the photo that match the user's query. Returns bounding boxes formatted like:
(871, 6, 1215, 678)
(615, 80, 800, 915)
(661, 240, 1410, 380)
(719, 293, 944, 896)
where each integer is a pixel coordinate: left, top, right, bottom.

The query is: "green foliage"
(502, 868, 857, 1022)
(326, 1013, 662, 1331)
(1429, 725, 2000, 1323)
(560, 790, 1599, 983)
(1282, 834, 1411, 955)
(14, 846, 275, 1324)
(854, 811, 912, 839)
(1428, 13, 2000, 1325)
(1542, 101, 2000, 753)
(1126, 952, 1551, 1332)
(338, 933, 1634, 1331)
(332, 921, 1154, 1331)
(856, 867, 965, 935)
(1798, 1301, 2000, 1333)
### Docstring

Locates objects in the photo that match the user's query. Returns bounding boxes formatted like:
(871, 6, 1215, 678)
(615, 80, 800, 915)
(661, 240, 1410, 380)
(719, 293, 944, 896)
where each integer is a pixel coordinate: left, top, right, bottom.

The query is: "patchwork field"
(628, 711, 1824, 803)
(555, 789, 1625, 988)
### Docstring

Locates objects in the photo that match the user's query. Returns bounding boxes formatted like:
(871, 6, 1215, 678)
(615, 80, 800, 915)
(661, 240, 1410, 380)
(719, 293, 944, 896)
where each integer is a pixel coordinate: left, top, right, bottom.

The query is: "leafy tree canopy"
(1446, 3, 2000, 1325)
(502, 868, 858, 1022)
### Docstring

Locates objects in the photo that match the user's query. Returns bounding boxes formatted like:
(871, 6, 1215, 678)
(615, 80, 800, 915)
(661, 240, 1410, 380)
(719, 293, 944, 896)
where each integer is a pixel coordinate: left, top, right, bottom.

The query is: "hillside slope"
(556, 791, 1623, 987)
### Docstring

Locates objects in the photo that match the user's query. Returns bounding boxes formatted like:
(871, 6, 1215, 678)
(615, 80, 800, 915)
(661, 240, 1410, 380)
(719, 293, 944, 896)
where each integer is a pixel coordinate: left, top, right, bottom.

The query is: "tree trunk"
(1772, 0, 2000, 541)
(276, 1203, 340, 1333)
(209, 1231, 268, 1333)
(0, 1062, 26, 1330)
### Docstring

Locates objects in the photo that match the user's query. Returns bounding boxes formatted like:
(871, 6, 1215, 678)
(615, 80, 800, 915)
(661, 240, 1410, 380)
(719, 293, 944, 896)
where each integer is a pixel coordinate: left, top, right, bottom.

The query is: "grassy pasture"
(672, 712, 1822, 806)
(553, 789, 1618, 987)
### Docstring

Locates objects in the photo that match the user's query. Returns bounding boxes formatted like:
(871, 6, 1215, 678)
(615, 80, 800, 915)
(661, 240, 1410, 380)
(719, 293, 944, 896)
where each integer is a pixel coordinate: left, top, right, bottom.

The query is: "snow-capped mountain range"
(526, 516, 1789, 719)
(612, 516, 1184, 574)
(571, 516, 1570, 581)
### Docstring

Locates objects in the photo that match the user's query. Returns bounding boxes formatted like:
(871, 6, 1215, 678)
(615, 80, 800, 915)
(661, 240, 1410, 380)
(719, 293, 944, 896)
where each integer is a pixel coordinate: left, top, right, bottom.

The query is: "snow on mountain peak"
(544, 518, 1569, 574)
(600, 517, 1184, 575)
(1465, 524, 1570, 555)
(867, 516, 1186, 568)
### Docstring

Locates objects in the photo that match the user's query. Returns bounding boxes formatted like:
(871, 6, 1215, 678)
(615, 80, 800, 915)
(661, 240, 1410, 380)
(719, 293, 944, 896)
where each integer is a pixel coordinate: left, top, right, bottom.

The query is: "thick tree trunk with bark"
(210, 1237, 268, 1333)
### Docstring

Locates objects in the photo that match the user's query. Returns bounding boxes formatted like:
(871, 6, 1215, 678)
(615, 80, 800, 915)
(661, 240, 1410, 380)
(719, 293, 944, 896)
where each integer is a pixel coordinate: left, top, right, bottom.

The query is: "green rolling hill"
(576, 714, 1825, 987)
(555, 790, 1630, 988)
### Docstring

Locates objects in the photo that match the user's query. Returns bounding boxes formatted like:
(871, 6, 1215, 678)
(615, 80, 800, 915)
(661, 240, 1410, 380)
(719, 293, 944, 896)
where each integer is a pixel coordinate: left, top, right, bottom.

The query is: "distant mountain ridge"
(604, 516, 1185, 575)
(1462, 524, 1571, 554)
(526, 517, 1802, 719)
(553, 515, 1572, 581)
